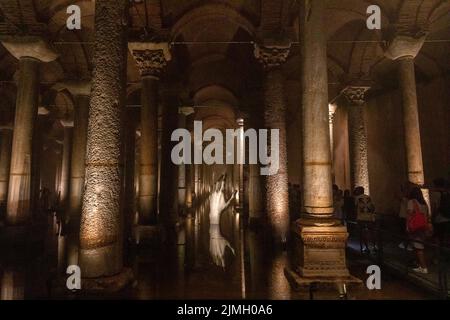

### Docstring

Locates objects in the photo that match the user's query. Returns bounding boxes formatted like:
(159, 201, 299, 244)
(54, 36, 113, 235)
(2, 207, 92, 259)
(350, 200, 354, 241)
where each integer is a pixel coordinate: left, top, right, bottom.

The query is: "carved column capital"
(128, 42, 171, 79)
(254, 42, 291, 70)
(384, 33, 427, 60)
(341, 86, 370, 106)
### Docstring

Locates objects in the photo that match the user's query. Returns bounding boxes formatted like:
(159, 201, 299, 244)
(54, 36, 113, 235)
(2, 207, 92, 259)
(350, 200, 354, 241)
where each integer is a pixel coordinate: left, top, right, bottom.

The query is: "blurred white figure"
(208, 174, 237, 267)
(209, 224, 235, 268)
(209, 174, 236, 225)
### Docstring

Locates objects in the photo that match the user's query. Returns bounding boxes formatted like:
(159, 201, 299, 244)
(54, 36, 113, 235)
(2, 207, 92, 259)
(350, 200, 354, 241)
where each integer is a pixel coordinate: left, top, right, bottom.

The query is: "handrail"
(346, 216, 450, 299)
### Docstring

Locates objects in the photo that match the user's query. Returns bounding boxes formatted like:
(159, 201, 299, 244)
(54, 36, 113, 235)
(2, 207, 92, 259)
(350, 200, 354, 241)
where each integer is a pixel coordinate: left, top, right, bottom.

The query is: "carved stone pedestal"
(293, 219, 349, 277)
(285, 219, 362, 298)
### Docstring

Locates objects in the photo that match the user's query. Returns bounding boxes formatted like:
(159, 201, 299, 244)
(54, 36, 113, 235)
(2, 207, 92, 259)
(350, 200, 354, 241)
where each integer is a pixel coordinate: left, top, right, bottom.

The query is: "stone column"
(254, 42, 290, 244)
(177, 107, 194, 216)
(0, 128, 13, 208)
(79, 0, 130, 280)
(129, 42, 171, 225)
(60, 82, 91, 266)
(341, 86, 371, 194)
(289, 0, 351, 280)
(123, 108, 137, 255)
(59, 121, 73, 213)
(2, 38, 58, 226)
(160, 86, 179, 225)
(328, 104, 336, 182)
(385, 34, 428, 202)
(248, 163, 263, 224)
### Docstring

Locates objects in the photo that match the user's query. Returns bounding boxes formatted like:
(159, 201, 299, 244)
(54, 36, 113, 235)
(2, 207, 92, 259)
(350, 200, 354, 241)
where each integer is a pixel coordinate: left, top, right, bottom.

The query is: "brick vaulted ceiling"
(0, 0, 449, 123)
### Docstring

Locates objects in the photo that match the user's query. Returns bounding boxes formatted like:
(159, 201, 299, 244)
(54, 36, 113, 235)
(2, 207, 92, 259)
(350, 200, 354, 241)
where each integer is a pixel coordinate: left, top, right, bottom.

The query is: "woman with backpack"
(406, 187, 431, 274)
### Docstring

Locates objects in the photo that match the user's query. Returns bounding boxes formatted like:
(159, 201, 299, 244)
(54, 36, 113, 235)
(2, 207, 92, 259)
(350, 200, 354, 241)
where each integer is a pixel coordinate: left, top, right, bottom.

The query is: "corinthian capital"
(254, 41, 291, 70)
(128, 42, 171, 78)
(341, 86, 370, 105)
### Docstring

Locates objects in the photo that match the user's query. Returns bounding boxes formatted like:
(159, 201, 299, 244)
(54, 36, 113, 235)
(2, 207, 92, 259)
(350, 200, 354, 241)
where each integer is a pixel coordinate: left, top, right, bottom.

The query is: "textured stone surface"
(79, 0, 129, 278)
(6, 57, 39, 226)
(342, 86, 371, 193)
(347, 104, 370, 193)
(262, 68, 289, 242)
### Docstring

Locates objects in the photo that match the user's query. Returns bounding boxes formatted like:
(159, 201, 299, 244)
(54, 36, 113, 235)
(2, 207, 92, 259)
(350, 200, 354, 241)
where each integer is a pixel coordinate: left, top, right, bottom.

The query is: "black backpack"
(439, 192, 450, 218)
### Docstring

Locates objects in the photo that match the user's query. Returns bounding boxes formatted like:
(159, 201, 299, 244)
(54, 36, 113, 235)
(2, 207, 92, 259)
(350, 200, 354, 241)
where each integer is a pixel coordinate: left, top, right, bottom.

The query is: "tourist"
(406, 186, 430, 274)
(398, 183, 413, 251)
(431, 178, 450, 247)
(343, 189, 355, 221)
(354, 186, 376, 253)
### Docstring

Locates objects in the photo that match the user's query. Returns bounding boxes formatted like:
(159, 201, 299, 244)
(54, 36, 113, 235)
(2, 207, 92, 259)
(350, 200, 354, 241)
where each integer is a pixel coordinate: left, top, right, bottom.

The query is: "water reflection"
(0, 173, 294, 300)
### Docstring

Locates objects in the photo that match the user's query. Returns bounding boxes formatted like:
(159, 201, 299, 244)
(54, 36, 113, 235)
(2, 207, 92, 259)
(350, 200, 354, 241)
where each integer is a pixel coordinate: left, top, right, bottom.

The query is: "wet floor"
(0, 201, 434, 300)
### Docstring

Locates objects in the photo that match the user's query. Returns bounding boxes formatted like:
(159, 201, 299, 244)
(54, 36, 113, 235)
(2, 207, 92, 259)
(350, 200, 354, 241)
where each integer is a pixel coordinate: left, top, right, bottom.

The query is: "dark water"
(0, 204, 431, 300)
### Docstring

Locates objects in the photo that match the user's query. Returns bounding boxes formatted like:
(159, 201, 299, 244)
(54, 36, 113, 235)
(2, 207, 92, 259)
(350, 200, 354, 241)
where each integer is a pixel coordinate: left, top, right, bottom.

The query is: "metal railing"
(346, 214, 450, 299)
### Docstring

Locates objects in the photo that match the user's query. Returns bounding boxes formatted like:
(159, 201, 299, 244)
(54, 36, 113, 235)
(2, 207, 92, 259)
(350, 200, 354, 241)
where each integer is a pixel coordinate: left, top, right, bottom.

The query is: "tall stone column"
(177, 107, 194, 216)
(385, 36, 425, 185)
(288, 0, 352, 281)
(59, 121, 73, 213)
(129, 42, 171, 225)
(342, 86, 371, 194)
(385, 34, 428, 202)
(79, 0, 130, 280)
(59, 82, 91, 266)
(123, 108, 137, 255)
(0, 128, 13, 208)
(1, 38, 58, 226)
(160, 87, 180, 225)
(254, 42, 290, 244)
(248, 164, 263, 224)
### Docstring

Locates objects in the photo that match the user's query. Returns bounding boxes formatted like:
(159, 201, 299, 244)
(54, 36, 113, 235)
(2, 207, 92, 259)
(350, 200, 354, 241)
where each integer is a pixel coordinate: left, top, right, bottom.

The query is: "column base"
(291, 218, 350, 278)
(284, 267, 362, 295)
(81, 268, 133, 293)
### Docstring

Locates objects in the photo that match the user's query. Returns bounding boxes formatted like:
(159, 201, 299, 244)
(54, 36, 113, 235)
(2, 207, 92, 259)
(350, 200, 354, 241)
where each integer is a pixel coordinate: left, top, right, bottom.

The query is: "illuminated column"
(177, 107, 194, 215)
(385, 34, 426, 187)
(292, 0, 350, 279)
(79, 0, 129, 279)
(129, 42, 171, 225)
(341, 86, 370, 194)
(328, 104, 336, 181)
(0, 128, 12, 207)
(59, 121, 73, 212)
(1, 39, 58, 226)
(236, 117, 245, 211)
(254, 42, 290, 243)
(61, 82, 91, 266)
